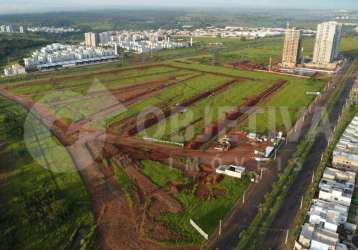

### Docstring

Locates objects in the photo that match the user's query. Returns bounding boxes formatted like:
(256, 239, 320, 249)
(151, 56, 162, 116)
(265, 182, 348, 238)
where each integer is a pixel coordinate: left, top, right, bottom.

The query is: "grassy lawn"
(141, 160, 190, 187)
(241, 78, 326, 133)
(0, 96, 97, 249)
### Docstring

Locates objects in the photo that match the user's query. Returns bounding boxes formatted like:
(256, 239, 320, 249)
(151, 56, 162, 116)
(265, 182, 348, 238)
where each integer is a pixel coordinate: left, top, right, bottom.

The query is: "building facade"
(85, 32, 98, 47)
(333, 115, 358, 172)
(282, 27, 302, 68)
(312, 21, 342, 66)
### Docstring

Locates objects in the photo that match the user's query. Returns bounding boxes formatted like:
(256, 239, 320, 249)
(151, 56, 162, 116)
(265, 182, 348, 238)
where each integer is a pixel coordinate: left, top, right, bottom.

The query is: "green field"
(241, 78, 326, 133)
(140, 79, 274, 143)
(12, 66, 180, 96)
(0, 96, 97, 249)
(104, 73, 232, 128)
(162, 62, 326, 135)
(7, 57, 327, 137)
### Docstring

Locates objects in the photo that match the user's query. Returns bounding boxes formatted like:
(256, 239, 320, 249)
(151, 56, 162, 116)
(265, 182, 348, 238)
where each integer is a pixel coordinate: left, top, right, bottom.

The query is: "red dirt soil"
(0, 87, 199, 250)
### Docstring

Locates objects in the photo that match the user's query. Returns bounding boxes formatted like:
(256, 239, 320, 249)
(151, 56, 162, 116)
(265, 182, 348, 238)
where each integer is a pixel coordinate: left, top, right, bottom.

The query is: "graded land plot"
(37, 69, 196, 106)
(0, 96, 96, 249)
(105, 73, 234, 130)
(166, 61, 327, 135)
(42, 72, 199, 124)
(240, 78, 326, 134)
(9, 65, 182, 96)
(138, 160, 250, 244)
(140, 78, 274, 144)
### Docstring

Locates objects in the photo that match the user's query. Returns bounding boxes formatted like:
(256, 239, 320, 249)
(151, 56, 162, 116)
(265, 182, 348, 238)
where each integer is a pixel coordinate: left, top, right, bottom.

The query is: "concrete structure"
(282, 27, 302, 68)
(85, 32, 98, 47)
(3, 64, 26, 77)
(312, 21, 342, 68)
(333, 115, 358, 172)
(24, 43, 117, 71)
(216, 165, 246, 179)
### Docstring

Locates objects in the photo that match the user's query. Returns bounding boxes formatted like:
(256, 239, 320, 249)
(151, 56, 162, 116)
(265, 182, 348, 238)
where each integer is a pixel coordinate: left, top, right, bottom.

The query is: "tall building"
(282, 27, 302, 68)
(85, 32, 98, 47)
(312, 21, 342, 66)
(5, 25, 14, 33)
(99, 32, 111, 45)
(19, 26, 24, 33)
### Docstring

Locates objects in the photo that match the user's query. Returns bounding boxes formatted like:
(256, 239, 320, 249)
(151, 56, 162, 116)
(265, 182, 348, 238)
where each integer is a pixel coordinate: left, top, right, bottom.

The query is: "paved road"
(258, 60, 358, 250)
(208, 61, 355, 250)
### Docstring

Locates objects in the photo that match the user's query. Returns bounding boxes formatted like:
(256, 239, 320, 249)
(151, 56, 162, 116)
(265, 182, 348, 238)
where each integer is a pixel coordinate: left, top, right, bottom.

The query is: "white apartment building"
(99, 32, 112, 45)
(312, 22, 342, 67)
(282, 27, 302, 68)
(3, 64, 26, 77)
(24, 43, 117, 71)
(85, 32, 98, 47)
(5, 25, 14, 33)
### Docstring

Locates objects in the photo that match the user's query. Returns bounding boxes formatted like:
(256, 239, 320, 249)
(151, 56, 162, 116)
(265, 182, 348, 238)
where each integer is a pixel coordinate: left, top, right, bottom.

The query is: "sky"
(0, 0, 358, 14)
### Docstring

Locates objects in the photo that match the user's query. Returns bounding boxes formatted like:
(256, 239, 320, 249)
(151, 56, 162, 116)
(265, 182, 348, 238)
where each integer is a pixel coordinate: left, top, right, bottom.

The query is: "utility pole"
(285, 229, 289, 245)
(300, 196, 304, 210)
(219, 219, 222, 236)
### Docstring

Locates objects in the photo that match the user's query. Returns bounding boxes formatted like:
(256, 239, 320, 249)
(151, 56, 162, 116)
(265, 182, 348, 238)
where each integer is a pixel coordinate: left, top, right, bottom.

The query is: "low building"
(295, 223, 347, 250)
(24, 43, 117, 71)
(333, 115, 358, 172)
(308, 199, 349, 232)
(318, 177, 354, 207)
(3, 64, 26, 77)
(215, 165, 245, 179)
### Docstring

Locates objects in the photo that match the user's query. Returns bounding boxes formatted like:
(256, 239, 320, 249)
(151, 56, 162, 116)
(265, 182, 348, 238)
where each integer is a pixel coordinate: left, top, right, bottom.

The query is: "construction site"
(0, 60, 326, 249)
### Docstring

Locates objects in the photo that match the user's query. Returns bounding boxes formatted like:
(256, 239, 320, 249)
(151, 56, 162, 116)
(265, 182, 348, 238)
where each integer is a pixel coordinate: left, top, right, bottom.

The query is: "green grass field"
(141, 160, 190, 187)
(12, 66, 179, 96)
(0, 96, 97, 249)
(104, 73, 232, 129)
(140, 79, 274, 143)
(241, 78, 326, 133)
